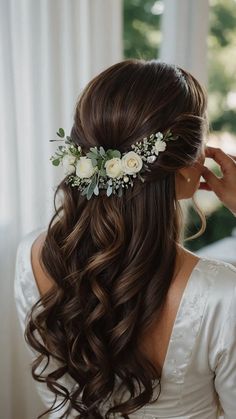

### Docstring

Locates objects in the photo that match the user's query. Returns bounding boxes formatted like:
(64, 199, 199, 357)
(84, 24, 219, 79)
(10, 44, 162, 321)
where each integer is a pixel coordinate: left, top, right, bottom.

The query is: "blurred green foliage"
(208, 0, 236, 134)
(124, 0, 162, 59)
(123, 0, 236, 249)
(184, 205, 236, 251)
(124, 0, 236, 134)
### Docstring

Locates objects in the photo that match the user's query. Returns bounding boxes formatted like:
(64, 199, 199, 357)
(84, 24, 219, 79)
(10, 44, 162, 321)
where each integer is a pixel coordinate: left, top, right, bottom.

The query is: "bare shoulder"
(31, 231, 55, 296)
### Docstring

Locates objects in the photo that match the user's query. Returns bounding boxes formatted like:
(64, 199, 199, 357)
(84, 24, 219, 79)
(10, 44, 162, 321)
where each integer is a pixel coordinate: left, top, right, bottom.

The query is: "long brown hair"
(25, 59, 208, 418)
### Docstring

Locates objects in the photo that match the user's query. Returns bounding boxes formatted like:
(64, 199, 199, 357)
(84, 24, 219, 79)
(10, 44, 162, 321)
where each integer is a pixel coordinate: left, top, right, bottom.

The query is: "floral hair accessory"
(50, 128, 178, 200)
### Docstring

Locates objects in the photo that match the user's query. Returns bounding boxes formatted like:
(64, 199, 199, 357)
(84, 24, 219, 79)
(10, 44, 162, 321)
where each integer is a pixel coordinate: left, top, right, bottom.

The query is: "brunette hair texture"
(25, 59, 208, 418)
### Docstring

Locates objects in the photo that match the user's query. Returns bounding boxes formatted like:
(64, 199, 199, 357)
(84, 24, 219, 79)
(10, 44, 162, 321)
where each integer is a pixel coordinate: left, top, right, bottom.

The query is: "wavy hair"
(25, 59, 208, 418)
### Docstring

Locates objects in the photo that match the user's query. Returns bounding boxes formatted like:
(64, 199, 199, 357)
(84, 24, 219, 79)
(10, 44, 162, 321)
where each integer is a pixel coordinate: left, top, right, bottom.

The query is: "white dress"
(14, 228, 236, 419)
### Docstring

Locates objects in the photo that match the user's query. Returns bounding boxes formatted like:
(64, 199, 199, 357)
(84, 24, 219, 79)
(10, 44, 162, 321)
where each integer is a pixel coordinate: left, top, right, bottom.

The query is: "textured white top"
(14, 228, 236, 419)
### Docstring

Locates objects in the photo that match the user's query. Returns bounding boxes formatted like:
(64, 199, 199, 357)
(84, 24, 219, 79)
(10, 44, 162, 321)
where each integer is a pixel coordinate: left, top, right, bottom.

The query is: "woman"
(14, 59, 236, 419)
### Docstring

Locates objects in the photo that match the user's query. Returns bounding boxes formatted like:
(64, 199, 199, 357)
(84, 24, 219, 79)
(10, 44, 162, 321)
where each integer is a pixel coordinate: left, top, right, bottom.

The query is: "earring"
(187, 177, 191, 183)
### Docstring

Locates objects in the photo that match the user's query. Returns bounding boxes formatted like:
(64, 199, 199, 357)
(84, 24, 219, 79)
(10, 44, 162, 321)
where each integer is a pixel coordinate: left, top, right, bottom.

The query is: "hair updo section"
(70, 59, 207, 196)
(25, 59, 208, 419)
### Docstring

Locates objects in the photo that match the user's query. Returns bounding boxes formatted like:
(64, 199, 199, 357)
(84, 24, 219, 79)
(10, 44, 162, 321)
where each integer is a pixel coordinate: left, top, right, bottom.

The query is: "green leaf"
(99, 146, 106, 155)
(112, 150, 121, 158)
(106, 153, 113, 160)
(94, 184, 99, 196)
(106, 184, 113, 197)
(87, 176, 97, 200)
(52, 159, 60, 166)
(100, 168, 107, 177)
(91, 158, 98, 167)
(97, 159, 102, 170)
(90, 147, 99, 155)
(86, 151, 98, 159)
(57, 128, 65, 138)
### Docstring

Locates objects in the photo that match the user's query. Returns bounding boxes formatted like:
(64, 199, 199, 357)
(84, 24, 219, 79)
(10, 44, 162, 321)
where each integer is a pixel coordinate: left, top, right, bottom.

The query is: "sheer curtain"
(160, 0, 209, 86)
(0, 1, 122, 417)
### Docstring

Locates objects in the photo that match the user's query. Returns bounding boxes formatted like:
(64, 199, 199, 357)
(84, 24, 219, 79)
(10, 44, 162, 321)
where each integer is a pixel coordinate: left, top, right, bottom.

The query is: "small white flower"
(154, 140, 166, 155)
(76, 156, 96, 178)
(62, 154, 76, 175)
(147, 155, 157, 163)
(155, 132, 163, 140)
(123, 175, 129, 183)
(121, 151, 143, 175)
(104, 158, 123, 179)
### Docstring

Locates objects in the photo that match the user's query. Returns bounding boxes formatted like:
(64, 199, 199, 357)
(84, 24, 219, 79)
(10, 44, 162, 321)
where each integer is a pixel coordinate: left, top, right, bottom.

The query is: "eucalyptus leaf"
(112, 150, 121, 158)
(90, 147, 99, 155)
(94, 184, 99, 196)
(87, 151, 98, 159)
(106, 185, 113, 197)
(57, 128, 65, 138)
(106, 149, 114, 158)
(91, 158, 98, 167)
(87, 176, 97, 200)
(99, 146, 106, 156)
(52, 159, 60, 166)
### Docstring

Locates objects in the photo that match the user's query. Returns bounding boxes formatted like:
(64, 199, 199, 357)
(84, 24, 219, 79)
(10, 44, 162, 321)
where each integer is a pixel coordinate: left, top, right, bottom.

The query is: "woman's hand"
(199, 146, 236, 215)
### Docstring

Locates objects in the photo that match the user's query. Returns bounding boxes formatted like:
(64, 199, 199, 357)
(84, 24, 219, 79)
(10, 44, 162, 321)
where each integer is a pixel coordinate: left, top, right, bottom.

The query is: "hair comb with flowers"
(50, 128, 178, 200)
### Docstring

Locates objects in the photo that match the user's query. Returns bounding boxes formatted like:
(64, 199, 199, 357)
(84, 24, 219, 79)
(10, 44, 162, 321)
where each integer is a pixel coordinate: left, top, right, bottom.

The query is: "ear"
(177, 167, 191, 181)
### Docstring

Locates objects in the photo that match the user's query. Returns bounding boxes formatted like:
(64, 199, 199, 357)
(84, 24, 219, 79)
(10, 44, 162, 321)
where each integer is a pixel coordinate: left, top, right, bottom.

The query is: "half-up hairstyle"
(25, 59, 208, 418)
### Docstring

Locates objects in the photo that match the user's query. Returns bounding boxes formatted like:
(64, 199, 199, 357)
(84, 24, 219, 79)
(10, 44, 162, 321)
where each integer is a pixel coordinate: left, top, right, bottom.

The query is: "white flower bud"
(62, 155, 76, 175)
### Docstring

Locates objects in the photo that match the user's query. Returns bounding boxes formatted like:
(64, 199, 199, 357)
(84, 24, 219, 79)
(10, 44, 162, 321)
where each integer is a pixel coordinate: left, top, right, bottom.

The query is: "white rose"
(76, 156, 96, 178)
(62, 154, 76, 175)
(154, 140, 166, 155)
(104, 158, 123, 178)
(121, 151, 143, 175)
